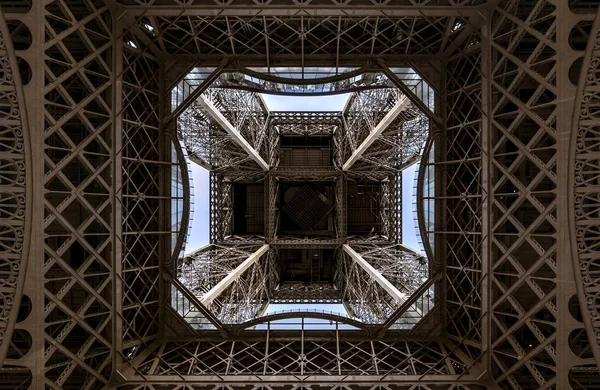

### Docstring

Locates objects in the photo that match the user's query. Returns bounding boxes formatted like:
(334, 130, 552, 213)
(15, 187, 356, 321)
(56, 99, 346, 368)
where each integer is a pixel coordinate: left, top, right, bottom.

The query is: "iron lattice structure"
(0, 1, 598, 390)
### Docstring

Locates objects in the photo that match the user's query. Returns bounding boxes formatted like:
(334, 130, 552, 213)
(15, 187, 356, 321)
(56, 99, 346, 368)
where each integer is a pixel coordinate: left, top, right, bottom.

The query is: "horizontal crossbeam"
(123, 6, 483, 18)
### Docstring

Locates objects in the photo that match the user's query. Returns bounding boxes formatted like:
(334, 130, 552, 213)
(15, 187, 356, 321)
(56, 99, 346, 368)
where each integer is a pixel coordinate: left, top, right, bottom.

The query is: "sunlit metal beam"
(198, 94, 270, 171)
(201, 244, 270, 305)
(342, 95, 411, 171)
(342, 244, 407, 304)
(377, 60, 442, 126)
(166, 62, 226, 124)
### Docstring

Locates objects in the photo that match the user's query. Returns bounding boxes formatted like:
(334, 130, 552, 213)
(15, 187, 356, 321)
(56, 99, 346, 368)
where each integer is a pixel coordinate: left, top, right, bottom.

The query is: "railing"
(258, 308, 354, 319)
(238, 308, 366, 331)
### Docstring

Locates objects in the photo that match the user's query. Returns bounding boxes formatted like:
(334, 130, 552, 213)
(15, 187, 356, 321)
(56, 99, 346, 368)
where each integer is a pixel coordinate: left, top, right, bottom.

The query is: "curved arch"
(212, 83, 392, 97)
(235, 310, 368, 332)
(0, 10, 31, 365)
(569, 7, 600, 372)
(213, 68, 393, 96)
(170, 136, 193, 267)
(415, 134, 435, 268)
(237, 65, 370, 86)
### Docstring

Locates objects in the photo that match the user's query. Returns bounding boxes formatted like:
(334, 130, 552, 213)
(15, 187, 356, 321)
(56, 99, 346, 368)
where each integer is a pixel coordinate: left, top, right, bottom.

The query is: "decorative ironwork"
(0, 10, 29, 371)
(573, 6, 600, 376)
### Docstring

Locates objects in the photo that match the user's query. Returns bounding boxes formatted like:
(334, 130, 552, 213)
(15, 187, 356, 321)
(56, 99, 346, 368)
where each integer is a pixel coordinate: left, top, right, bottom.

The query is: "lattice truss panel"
(126, 338, 479, 385)
(177, 242, 276, 324)
(110, 4, 484, 60)
(177, 101, 265, 176)
(489, 1, 559, 388)
(442, 19, 484, 375)
(116, 0, 489, 6)
(343, 89, 426, 175)
(337, 243, 429, 324)
(42, 1, 115, 388)
(118, 386, 483, 390)
(208, 175, 232, 244)
(381, 177, 399, 241)
(206, 88, 269, 158)
(120, 27, 163, 367)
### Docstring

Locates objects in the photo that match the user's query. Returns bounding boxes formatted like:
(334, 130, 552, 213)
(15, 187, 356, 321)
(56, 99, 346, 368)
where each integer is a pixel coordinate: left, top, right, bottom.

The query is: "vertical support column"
(336, 174, 347, 240)
(436, 64, 448, 332)
(6, 3, 43, 388)
(266, 173, 278, 243)
(25, 2, 47, 388)
(111, 15, 124, 371)
(480, 18, 492, 374)
(397, 172, 402, 244)
(158, 55, 169, 339)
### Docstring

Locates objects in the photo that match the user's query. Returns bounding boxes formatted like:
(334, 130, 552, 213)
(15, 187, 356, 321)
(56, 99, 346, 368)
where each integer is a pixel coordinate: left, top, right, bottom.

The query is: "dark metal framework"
(0, 1, 599, 389)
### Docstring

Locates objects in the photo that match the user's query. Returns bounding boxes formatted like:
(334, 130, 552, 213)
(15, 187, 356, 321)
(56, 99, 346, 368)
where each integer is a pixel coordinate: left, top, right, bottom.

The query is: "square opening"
(233, 182, 265, 235)
(347, 180, 382, 236)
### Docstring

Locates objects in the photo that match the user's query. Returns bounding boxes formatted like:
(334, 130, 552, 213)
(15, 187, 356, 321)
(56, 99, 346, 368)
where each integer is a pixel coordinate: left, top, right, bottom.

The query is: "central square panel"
(282, 184, 329, 230)
(279, 181, 336, 238)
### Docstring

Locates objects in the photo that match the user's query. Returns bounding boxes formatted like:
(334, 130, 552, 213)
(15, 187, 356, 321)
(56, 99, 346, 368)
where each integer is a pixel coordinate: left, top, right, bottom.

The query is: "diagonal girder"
(198, 94, 270, 171)
(343, 244, 407, 304)
(201, 244, 270, 305)
(343, 95, 411, 171)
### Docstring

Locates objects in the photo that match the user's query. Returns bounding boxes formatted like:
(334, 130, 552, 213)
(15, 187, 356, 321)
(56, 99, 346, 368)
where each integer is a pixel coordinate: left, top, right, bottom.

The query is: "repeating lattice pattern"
(177, 241, 275, 324)
(131, 338, 478, 383)
(3, 1, 600, 389)
(117, 0, 488, 6)
(443, 16, 484, 367)
(489, 1, 559, 387)
(120, 31, 162, 362)
(131, 13, 473, 60)
(42, 1, 114, 388)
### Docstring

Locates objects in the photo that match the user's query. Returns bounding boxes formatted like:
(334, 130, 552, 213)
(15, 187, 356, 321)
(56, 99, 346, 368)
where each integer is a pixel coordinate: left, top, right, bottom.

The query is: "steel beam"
(342, 96, 411, 171)
(124, 374, 483, 385)
(166, 62, 226, 124)
(123, 6, 484, 18)
(377, 60, 442, 126)
(342, 244, 407, 304)
(201, 244, 270, 305)
(198, 94, 270, 171)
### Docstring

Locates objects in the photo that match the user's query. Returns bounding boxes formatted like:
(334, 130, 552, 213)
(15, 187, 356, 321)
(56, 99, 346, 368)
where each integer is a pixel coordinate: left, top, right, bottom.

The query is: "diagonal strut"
(342, 95, 411, 171)
(198, 94, 270, 171)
